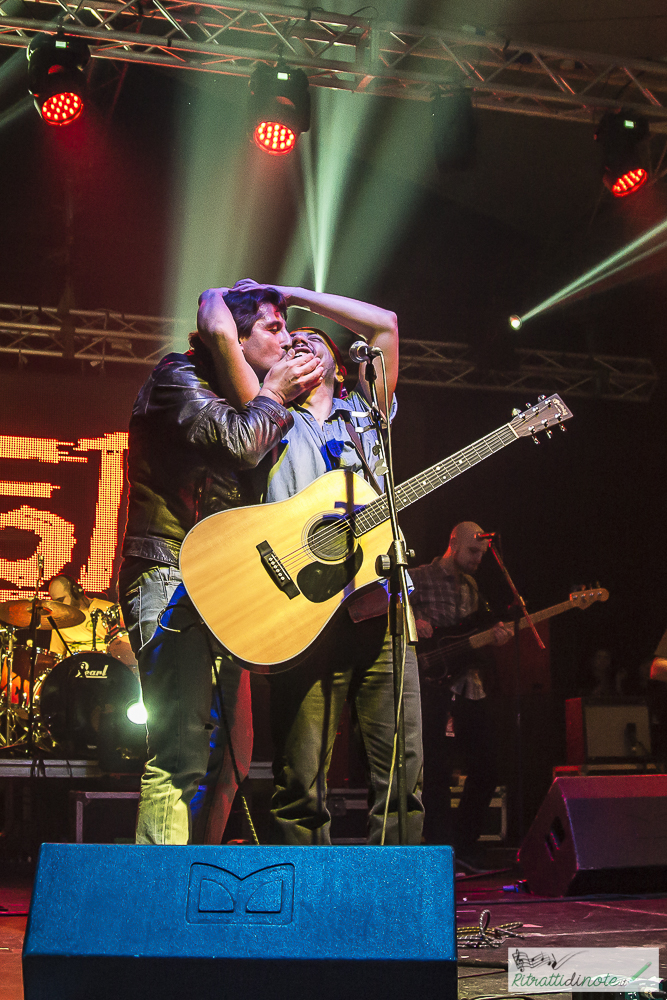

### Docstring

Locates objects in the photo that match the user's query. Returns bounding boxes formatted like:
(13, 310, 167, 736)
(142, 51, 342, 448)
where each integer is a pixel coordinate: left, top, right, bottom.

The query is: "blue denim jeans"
(119, 558, 252, 845)
(269, 611, 424, 845)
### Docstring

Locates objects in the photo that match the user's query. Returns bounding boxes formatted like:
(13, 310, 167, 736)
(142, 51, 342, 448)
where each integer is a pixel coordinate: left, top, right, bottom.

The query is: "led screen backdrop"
(0, 368, 147, 603)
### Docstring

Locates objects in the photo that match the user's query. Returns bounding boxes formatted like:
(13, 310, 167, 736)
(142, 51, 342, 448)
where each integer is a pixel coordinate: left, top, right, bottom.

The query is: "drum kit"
(0, 597, 147, 769)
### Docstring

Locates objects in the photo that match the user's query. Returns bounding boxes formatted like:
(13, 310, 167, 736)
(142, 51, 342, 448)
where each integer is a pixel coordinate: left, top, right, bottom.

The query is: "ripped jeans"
(119, 557, 252, 845)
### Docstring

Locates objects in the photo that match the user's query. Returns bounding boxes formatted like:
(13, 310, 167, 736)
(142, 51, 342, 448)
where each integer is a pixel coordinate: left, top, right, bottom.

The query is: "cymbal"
(0, 599, 85, 629)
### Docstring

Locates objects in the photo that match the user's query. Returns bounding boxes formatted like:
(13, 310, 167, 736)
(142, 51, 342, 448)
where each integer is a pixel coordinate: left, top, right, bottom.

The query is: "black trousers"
(421, 684, 498, 851)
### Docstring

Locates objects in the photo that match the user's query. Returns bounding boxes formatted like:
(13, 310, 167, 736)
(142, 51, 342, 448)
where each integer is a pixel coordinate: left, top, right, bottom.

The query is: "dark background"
(2, 2, 667, 831)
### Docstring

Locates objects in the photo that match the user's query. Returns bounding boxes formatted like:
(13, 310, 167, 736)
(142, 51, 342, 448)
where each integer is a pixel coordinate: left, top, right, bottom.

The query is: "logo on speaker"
(186, 863, 295, 925)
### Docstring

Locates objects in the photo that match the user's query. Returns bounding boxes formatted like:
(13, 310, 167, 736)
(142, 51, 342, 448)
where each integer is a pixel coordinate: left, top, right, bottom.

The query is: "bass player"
(411, 521, 511, 869)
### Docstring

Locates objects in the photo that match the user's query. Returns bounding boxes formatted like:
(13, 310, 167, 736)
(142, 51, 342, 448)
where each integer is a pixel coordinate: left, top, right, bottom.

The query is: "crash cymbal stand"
(25, 557, 46, 758)
(1, 627, 15, 747)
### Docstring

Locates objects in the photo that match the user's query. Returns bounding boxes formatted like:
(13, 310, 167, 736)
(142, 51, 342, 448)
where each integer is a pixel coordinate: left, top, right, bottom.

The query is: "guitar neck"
(468, 598, 577, 649)
(353, 422, 518, 536)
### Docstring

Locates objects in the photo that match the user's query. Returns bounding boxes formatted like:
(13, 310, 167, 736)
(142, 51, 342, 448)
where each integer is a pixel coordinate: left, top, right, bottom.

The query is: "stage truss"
(0, 302, 657, 401)
(2, 2, 667, 132)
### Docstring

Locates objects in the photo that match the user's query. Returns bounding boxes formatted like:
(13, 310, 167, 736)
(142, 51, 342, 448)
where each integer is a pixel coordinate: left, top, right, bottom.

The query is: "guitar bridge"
(257, 541, 299, 600)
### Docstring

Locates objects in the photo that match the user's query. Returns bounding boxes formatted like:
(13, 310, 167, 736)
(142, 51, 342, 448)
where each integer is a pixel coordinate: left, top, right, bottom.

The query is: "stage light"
(27, 33, 90, 125)
(126, 698, 148, 725)
(509, 315, 523, 331)
(249, 60, 310, 155)
(595, 110, 649, 198)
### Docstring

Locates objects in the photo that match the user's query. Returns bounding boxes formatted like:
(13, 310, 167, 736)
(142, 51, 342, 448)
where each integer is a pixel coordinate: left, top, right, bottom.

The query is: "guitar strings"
(275, 428, 517, 570)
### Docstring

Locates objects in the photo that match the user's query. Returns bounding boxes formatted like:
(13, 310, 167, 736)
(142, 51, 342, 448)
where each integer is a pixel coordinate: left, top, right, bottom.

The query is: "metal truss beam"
(0, 302, 179, 366)
(0, 303, 657, 401)
(3, 3, 667, 128)
(398, 340, 659, 402)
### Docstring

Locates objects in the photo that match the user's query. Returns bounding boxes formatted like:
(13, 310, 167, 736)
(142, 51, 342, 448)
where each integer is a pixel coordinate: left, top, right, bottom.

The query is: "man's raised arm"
(197, 287, 324, 410)
(233, 280, 399, 415)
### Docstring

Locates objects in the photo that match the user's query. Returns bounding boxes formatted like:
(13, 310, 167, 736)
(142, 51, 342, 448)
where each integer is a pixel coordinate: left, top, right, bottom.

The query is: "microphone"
(349, 341, 382, 364)
(475, 532, 497, 540)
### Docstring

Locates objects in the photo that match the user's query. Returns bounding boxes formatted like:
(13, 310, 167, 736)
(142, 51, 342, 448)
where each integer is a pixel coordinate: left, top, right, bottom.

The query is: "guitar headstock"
(510, 394, 573, 441)
(569, 586, 609, 608)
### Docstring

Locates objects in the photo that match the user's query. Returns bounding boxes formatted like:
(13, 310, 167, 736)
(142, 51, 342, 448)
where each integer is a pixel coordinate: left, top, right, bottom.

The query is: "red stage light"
(41, 91, 83, 125)
(253, 121, 296, 155)
(610, 167, 648, 198)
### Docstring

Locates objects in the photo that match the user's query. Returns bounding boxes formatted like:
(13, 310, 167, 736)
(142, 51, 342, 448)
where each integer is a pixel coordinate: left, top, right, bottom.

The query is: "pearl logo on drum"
(78, 661, 109, 679)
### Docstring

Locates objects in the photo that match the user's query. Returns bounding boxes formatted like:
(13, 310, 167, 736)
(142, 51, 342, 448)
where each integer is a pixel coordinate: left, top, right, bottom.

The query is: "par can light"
(249, 61, 310, 155)
(596, 110, 649, 198)
(27, 33, 90, 125)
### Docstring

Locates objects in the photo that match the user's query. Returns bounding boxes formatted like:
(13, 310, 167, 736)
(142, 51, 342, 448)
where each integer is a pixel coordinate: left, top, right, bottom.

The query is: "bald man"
(410, 522, 510, 869)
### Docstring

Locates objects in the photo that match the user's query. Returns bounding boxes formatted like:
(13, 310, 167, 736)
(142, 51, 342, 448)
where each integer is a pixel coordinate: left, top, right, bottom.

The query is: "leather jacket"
(122, 351, 293, 566)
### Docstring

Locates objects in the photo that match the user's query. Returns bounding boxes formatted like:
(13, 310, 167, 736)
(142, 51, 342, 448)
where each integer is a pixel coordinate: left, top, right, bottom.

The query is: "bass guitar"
(417, 586, 609, 683)
(180, 394, 573, 672)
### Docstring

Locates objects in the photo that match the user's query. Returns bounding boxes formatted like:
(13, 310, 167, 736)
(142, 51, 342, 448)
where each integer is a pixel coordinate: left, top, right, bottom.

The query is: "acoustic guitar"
(180, 393, 573, 672)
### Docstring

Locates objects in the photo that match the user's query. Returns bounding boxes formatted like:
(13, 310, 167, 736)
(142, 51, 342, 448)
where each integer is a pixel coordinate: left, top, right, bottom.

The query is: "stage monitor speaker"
(23, 843, 456, 1000)
(518, 775, 667, 896)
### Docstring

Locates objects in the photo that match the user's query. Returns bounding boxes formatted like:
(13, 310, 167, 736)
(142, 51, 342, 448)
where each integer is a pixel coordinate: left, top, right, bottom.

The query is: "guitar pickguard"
(296, 547, 364, 603)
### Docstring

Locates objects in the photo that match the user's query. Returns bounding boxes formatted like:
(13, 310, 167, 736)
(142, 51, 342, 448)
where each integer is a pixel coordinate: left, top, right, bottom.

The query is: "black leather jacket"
(122, 350, 293, 566)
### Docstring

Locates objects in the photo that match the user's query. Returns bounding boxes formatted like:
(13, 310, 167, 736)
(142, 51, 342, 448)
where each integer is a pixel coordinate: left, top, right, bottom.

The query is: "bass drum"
(40, 652, 147, 771)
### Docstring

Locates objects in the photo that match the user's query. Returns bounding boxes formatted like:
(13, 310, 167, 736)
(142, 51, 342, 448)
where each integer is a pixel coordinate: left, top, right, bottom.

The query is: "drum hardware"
(0, 556, 84, 754)
(100, 605, 137, 668)
(89, 607, 104, 651)
(0, 582, 142, 766)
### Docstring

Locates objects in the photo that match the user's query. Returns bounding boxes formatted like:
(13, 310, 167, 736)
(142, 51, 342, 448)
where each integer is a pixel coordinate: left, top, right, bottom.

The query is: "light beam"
(513, 213, 667, 327)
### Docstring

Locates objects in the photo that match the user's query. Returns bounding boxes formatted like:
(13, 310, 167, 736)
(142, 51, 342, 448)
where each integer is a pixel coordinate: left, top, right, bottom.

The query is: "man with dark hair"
(119, 284, 324, 845)
(207, 281, 424, 846)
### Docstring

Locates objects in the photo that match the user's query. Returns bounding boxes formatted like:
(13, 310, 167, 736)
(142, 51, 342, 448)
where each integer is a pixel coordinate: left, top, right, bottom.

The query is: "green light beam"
(279, 87, 376, 293)
(520, 213, 667, 323)
(0, 95, 32, 130)
(166, 81, 280, 347)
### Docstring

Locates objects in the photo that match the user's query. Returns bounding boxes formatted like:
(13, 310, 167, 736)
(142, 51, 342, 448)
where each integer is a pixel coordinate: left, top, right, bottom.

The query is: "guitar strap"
(342, 413, 383, 496)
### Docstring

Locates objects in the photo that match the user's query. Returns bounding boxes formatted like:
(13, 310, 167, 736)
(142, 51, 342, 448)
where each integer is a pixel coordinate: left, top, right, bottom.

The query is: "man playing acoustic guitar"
(204, 279, 424, 846)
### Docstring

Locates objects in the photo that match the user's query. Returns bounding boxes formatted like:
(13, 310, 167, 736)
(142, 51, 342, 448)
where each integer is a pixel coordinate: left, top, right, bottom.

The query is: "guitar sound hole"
(307, 516, 354, 562)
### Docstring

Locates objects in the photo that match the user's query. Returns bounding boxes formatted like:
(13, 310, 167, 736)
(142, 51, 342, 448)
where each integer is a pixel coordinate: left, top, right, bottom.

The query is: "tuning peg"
(538, 395, 546, 401)
(560, 424, 567, 432)
(532, 434, 540, 445)
(546, 430, 552, 439)
(511, 407, 521, 417)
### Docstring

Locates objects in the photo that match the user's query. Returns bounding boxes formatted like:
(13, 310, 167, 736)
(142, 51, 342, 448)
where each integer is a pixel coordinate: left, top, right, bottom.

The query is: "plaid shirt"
(410, 557, 485, 699)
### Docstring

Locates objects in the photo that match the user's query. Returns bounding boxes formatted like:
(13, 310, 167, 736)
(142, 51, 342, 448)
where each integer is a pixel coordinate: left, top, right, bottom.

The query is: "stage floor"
(2, 851, 666, 1000)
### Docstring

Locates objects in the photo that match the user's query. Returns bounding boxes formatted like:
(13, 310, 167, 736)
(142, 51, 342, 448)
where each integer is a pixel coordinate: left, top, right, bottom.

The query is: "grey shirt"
(263, 387, 392, 503)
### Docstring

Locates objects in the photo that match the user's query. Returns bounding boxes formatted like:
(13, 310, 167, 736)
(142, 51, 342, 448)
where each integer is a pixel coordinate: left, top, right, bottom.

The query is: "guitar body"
(417, 616, 483, 683)
(179, 469, 390, 671)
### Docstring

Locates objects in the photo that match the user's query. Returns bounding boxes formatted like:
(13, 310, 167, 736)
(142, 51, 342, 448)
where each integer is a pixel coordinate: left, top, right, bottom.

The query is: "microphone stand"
(486, 538, 543, 843)
(361, 352, 418, 846)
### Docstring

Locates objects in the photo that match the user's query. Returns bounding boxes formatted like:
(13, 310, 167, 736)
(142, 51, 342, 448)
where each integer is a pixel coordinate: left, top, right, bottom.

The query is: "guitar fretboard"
(352, 422, 518, 536)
